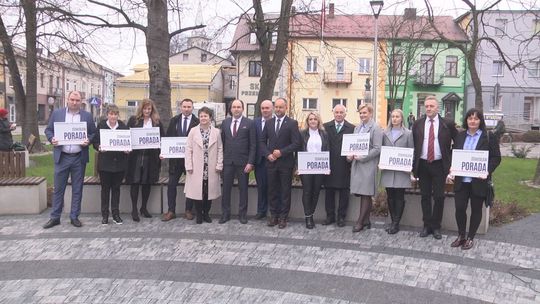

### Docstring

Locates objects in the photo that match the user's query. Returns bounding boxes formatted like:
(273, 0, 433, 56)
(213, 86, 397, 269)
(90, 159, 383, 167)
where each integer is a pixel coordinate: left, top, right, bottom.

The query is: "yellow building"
(115, 64, 224, 118)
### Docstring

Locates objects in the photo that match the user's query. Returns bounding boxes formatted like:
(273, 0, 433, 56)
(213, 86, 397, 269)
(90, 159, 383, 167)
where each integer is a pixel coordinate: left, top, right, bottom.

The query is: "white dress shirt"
(61, 108, 82, 154)
(421, 115, 442, 160)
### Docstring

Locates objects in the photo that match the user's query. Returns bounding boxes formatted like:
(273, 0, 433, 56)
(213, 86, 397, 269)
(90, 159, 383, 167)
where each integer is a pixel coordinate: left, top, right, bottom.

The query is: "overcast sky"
(85, 0, 536, 75)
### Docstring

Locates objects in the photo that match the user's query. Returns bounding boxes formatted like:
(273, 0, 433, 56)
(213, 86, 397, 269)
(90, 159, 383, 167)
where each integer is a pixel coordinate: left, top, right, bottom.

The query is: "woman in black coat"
(93, 105, 129, 225)
(450, 108, 501, 250)
(299, 112, 329, 229)
(0, 108, 15, 151)
(125, 99, 164, 222)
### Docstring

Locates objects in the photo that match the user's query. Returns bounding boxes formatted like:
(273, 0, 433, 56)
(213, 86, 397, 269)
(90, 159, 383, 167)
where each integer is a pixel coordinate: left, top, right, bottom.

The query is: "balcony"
(323, 72, 352, 85)
(48, 87, 62, 96)
(412, 73, 444, 87)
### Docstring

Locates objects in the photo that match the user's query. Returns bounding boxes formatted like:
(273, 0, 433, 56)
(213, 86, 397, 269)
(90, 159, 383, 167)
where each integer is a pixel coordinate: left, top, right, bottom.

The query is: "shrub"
(372, 190, 388, 216)
(511, 144, 533, 158)
(522, 130, 540, 143)
(489, 200, 529, 226)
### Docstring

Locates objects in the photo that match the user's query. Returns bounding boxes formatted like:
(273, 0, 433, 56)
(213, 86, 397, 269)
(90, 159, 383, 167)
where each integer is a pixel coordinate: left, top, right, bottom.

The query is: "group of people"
(42, 91, 501, 250)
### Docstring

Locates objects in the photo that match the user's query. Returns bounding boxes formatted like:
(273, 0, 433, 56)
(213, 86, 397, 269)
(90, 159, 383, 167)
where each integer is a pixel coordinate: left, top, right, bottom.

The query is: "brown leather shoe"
(267, 217, 278, 227)
(278, 218, 287, 229)
(184, 210, 194, 220)
(161, 211, 176, 222)
(450, 236, 466, 248)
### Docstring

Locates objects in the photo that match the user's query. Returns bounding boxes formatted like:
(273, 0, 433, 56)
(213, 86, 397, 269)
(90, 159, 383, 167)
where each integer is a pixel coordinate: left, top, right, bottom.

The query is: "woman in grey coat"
(348, 104, 382, 233)
(380, 109, 413, 234)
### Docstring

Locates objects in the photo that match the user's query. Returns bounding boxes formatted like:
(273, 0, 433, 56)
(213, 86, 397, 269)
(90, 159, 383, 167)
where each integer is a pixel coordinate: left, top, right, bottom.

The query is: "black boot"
(195, 203, 203, 224)
(389, 199, 404, 235)
(131, 203, 140, 222)
(386, 197, 395, 232)
(305, 216, 315, 229)
(202, 200, 212, 223)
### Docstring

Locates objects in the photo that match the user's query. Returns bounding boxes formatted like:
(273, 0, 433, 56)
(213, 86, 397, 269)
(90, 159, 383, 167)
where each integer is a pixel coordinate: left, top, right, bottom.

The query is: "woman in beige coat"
(185, 107, 223, 224)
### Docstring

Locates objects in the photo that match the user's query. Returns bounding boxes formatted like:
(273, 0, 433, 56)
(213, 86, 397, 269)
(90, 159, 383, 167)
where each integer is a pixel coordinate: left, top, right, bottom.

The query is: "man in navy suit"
(219, 99, 256, 224)
(162, 98, 200, 222)
(260, 97, 301, 229)
(253, 100, 274, 219)
(43, 91, 97, 228)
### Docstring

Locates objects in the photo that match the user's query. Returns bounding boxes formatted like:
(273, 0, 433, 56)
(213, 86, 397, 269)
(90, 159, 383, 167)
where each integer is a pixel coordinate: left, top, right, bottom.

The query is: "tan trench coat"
(184, 125, 223, 200)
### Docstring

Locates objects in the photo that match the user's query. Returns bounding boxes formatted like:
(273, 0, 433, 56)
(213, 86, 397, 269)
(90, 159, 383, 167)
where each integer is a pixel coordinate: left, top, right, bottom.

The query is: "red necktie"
(427, 118, 435, 162)
(233, 119, 238, 137)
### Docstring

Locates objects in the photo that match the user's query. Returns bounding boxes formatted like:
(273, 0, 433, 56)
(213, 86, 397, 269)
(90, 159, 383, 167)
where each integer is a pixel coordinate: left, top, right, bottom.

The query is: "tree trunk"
(22, 0, 44, 152)
(533, 158, 540, 185)
(146, 0, 172, 129)
(467, 51, 483, 111)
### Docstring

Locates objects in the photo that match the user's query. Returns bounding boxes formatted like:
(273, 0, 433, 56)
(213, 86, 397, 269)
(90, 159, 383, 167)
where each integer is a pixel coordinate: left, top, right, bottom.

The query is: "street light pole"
(370, 1, 383, 123)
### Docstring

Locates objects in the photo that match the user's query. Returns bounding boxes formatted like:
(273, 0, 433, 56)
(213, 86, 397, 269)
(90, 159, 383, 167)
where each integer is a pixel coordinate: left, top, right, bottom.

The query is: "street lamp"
(370, 0, 383, 123)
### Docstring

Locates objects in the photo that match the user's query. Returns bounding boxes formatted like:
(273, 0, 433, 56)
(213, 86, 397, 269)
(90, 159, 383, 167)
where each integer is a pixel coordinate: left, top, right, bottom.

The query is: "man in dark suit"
(43, 91, 97, 228)
(260, 97, 301, 229)
(219, 99, 256, 224)
(323, 104, 355, 227)
(162, 98, 200, 221)
(412, 96, 458, 239)
(253, 99, 274, 219)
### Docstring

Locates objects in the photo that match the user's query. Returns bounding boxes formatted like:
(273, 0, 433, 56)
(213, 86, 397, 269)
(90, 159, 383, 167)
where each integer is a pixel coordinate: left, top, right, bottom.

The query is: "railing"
(412, 73, 444, 86)
(323, 72, 353, 84)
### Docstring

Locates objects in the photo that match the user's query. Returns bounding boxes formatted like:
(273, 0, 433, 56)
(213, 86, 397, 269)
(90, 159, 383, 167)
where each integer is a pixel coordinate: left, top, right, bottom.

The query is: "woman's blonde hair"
(304, 111, 323, 131)
(136, 98, 160, 124)
(358, 103, 373, 114)
(387, 109, 405, 129)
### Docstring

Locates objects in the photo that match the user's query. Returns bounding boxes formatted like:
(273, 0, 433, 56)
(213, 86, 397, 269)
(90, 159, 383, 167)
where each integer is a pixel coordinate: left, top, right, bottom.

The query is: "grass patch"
(27, 148, 96, 185)
(492, 157, 540, 213)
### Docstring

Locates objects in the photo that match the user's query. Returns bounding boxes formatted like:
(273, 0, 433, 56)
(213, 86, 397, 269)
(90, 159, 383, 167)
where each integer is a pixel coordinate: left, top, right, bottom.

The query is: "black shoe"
(203, 214, 212, 223)
(432, 229, 442, 240)
(239, 215, 248, 224)
(419, 227, 432, 237)
(43, 218, 60, 229)
(322, 217, 335, 226)
(363, 222, 371, 230)
(140, 208, 152, 218)
(70, 218, 82, 228)
(102, 217, 108, 225)
(387, 222, 400, 235)
(254, 213, 266, 220)
(218, 216, 230, 224)
(305, 216, 315, 229)
(336, 217, 345, 227)
(112, 215, 123, 225)
(132, 211, 140, 222)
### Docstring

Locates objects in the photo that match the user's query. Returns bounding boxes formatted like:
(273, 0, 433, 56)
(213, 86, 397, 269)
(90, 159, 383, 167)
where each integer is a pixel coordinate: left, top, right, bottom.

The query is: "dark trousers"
(454, 183, 484, 239)
(193, 180, 212, 214)
(222, 164, 249, 217)
(167, 167, 193, 213)
(386, 188, 405, 223)
(418, 159, 446, 230)
(300, 174, 324, 216)
(51, 153, 85, 220)
(324, 187, 350, 219)
(254, 160, 268, 215)
(130, 184, 151, 211)
(267, 163, 293, 219)
(99, 171, 124, 218)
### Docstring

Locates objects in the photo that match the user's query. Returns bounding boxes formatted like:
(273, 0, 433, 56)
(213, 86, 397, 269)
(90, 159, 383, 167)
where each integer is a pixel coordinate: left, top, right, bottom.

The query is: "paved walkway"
(0, 211, 539, 304)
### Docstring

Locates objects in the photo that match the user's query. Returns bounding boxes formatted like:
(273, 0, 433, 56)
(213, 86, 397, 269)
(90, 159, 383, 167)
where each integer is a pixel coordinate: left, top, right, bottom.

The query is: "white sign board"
(484, 112, 504, 128)
(130, 127, 161, 150)
(341, 133, 370, 156)
(99, 129, 132, 151)
(297, 151, 330, 175)
(451, 149, 489, 178)
(160, 137, 187, 158)
(378, 146, 414, 172)
(54, 122, 87, 145)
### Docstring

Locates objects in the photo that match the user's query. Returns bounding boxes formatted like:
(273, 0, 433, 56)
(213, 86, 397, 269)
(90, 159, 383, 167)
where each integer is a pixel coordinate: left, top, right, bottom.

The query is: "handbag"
(485, 178, 495, 208)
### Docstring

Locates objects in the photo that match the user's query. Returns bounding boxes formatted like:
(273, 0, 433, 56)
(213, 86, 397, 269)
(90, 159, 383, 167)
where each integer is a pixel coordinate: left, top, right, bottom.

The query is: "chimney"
(329, 3, 335, 18)
(404, 8, 416, 20)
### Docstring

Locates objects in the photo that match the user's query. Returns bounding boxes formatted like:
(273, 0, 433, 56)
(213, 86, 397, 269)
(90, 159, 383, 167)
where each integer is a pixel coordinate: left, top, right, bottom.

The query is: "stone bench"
(0, 177, 48, 214)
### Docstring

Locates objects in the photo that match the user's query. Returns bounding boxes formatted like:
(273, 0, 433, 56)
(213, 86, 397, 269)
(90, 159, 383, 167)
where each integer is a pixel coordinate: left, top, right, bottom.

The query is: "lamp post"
(370, 1, 383, 123)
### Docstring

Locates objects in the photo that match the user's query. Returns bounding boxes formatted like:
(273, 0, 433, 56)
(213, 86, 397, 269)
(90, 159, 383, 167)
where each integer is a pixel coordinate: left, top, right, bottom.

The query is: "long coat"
(184, 126, 223, 200)
(323, 120, 355, 188)
(380, 127, 414, 188)
(125, 116, 164, 184)
(0, 117, 13, 151)
(350, 119, 383, 196)
(452, 130, 501, 197)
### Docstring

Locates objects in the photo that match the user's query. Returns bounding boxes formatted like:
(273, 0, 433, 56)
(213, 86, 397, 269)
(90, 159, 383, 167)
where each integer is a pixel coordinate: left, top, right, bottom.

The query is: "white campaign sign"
(54, 122, 87, 145)
(99, 129, 132, 151)
(160, 137, 187, 158)
(297, 151, 330, 175)
(378, 146, 414, 172)
(451, 149, 489, 178)
(341, 133, 370, 156)
(130, 127, 161, 150)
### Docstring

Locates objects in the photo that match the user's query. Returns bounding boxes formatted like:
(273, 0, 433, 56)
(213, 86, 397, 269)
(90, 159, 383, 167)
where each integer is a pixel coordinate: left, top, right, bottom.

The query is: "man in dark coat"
(253, 100, 274, 219)
(412, 96, 458, 239)
(323, 104, 355, 227)
(162, 98, 199, 221)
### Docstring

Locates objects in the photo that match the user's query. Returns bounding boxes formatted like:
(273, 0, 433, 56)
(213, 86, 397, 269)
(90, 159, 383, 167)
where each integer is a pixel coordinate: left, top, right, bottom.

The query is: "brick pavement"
(0, 213, 539, 304)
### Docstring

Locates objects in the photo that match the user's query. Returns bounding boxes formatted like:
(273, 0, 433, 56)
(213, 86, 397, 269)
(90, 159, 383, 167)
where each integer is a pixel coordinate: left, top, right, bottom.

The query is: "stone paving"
(0, 213, 539, 304)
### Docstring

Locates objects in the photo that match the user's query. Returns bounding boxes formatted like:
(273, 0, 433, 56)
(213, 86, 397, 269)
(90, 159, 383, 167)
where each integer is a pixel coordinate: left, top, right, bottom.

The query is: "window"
(358, 58, 371, 74)
(40, 73, 44, 88)
(356, 99, 364, 110)
(127, 101, 138, 107)
(495, 19, 507, 36)
(445, 56, 458, 77)
(201, 53, 207, 62)
(528, 61, 540, 78)
(66, 79, 70, 91)
(271, 31, 277, 44)
(248, 61, 262, 77)
(249, 32, 257, 44)
(392, 54, 403, 75)
(332, 98, 347, 109)
(56, 76, 60, 88)
(183, 54, 189, 61)
(49, 75, 53, 89)
(306, 57, 317, 72)
(534, 19, 540, 34)
(524, 100, 532, 121)
(423, 42, 432, 48)
(492, 61, 504, 76)
(302, 98, 318, 110)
